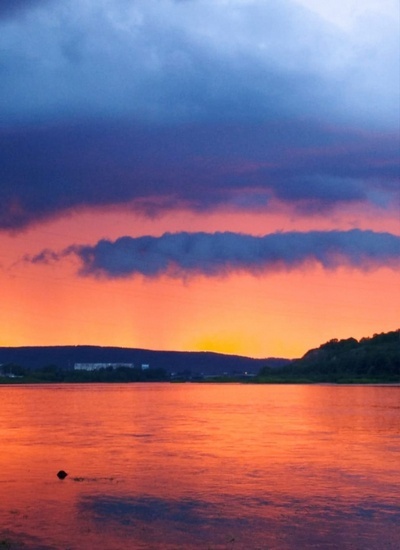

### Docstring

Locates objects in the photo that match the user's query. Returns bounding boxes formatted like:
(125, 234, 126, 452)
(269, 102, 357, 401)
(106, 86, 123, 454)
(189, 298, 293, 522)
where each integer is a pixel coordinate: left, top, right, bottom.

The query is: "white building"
(74, 363, 134, 371)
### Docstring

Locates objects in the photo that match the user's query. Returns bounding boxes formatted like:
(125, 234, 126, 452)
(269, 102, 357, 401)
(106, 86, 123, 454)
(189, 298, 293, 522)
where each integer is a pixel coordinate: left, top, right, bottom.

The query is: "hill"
(0, 345, 288, 378)
(258, 330, 400, 383)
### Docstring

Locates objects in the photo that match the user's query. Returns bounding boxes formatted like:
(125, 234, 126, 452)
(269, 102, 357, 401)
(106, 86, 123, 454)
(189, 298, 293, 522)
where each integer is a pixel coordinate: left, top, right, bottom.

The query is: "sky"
(1, 0, 399, 358)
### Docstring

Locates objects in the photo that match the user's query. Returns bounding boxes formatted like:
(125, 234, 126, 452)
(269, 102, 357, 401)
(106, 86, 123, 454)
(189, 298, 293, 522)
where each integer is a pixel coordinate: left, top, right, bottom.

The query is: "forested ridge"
(258, 330, 400, 383)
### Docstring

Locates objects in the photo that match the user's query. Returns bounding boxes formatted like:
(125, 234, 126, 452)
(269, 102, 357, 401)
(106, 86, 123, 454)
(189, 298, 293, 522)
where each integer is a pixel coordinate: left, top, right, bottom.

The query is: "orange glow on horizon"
(1, 258, 398, 358)
(1, 207, 399, 358)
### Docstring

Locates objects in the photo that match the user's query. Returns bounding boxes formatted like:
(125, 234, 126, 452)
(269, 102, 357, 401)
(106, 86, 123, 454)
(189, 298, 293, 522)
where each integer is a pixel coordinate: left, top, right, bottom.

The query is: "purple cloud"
(27, 230, 400, 278)
(0, 0, 47, 18)
(1, 121, 398, 230)
(0, 1, 398, 231)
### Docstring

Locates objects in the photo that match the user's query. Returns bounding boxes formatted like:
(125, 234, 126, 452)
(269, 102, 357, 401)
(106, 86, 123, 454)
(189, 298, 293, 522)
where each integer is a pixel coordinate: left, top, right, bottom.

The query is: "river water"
(0, 383, 399, 549)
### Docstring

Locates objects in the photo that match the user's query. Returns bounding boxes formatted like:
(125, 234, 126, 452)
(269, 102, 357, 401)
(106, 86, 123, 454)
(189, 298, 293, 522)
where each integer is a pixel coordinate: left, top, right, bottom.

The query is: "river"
(0, 383, 399, 549)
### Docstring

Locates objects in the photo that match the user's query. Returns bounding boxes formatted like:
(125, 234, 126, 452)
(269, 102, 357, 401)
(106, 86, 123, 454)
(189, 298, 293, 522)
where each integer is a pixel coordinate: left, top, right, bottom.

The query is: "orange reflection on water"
(0, 384, 399, 549)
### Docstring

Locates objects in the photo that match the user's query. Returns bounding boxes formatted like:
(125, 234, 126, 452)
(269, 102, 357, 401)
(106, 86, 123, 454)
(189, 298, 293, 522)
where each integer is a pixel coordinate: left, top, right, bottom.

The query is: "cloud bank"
(28, 230, 400, 278)
(0, 0, 398, 230)
(1, 121, 398, 230)
(2, 0, 398, 125)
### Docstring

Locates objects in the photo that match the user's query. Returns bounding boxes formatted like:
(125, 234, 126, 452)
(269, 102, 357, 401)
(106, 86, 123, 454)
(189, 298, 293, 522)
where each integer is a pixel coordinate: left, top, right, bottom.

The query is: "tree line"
(257, 330, 400, 383)
(0, 364, 168, 383)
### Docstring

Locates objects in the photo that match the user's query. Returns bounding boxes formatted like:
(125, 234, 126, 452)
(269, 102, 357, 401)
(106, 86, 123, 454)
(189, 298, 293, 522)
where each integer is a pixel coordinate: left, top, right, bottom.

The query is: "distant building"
(0, 365, 22, 379)
(74, 363, 134, 371)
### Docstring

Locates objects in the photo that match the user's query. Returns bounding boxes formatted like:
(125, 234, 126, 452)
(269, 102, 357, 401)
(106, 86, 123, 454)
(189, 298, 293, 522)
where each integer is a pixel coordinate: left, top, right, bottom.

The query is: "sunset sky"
(1, 0, 399, 358)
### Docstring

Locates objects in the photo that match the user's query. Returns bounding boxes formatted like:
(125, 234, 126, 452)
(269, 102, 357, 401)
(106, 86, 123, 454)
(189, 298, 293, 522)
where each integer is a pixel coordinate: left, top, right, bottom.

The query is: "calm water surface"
(0, 383, 399, 549)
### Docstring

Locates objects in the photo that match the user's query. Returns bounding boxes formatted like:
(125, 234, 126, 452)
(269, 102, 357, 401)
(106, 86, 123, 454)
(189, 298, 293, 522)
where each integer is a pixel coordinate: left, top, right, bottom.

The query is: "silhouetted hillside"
(0, 345, 288, 377)
(258, 330, 400, 382)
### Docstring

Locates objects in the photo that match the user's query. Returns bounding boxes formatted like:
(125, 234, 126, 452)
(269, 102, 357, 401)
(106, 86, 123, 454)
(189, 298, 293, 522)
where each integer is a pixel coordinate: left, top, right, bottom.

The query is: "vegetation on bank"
(257, 330, 400, 383)
(0, 330, 398, 384)
(0, 365, 168, 384)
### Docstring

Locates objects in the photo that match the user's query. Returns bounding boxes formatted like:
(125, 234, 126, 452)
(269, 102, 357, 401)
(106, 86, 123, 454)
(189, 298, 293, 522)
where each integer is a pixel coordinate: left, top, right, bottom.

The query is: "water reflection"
(78, 491, 400, 549)
(0, 384, 399, 549)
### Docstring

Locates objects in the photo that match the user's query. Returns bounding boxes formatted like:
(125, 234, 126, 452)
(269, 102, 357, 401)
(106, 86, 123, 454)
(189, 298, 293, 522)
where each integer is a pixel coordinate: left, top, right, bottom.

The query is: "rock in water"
(57, 470, 68, 480)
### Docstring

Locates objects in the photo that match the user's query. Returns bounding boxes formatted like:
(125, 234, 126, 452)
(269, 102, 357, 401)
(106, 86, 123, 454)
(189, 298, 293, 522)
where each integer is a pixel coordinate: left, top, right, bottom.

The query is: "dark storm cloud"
(28, 230, 400, 278)
(1, 0, 339, 125)
(0, 0, 45, 18)
(0, 0, 398, 230)
(0, 121, 398, 230)
(1, 0, 396, 127)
